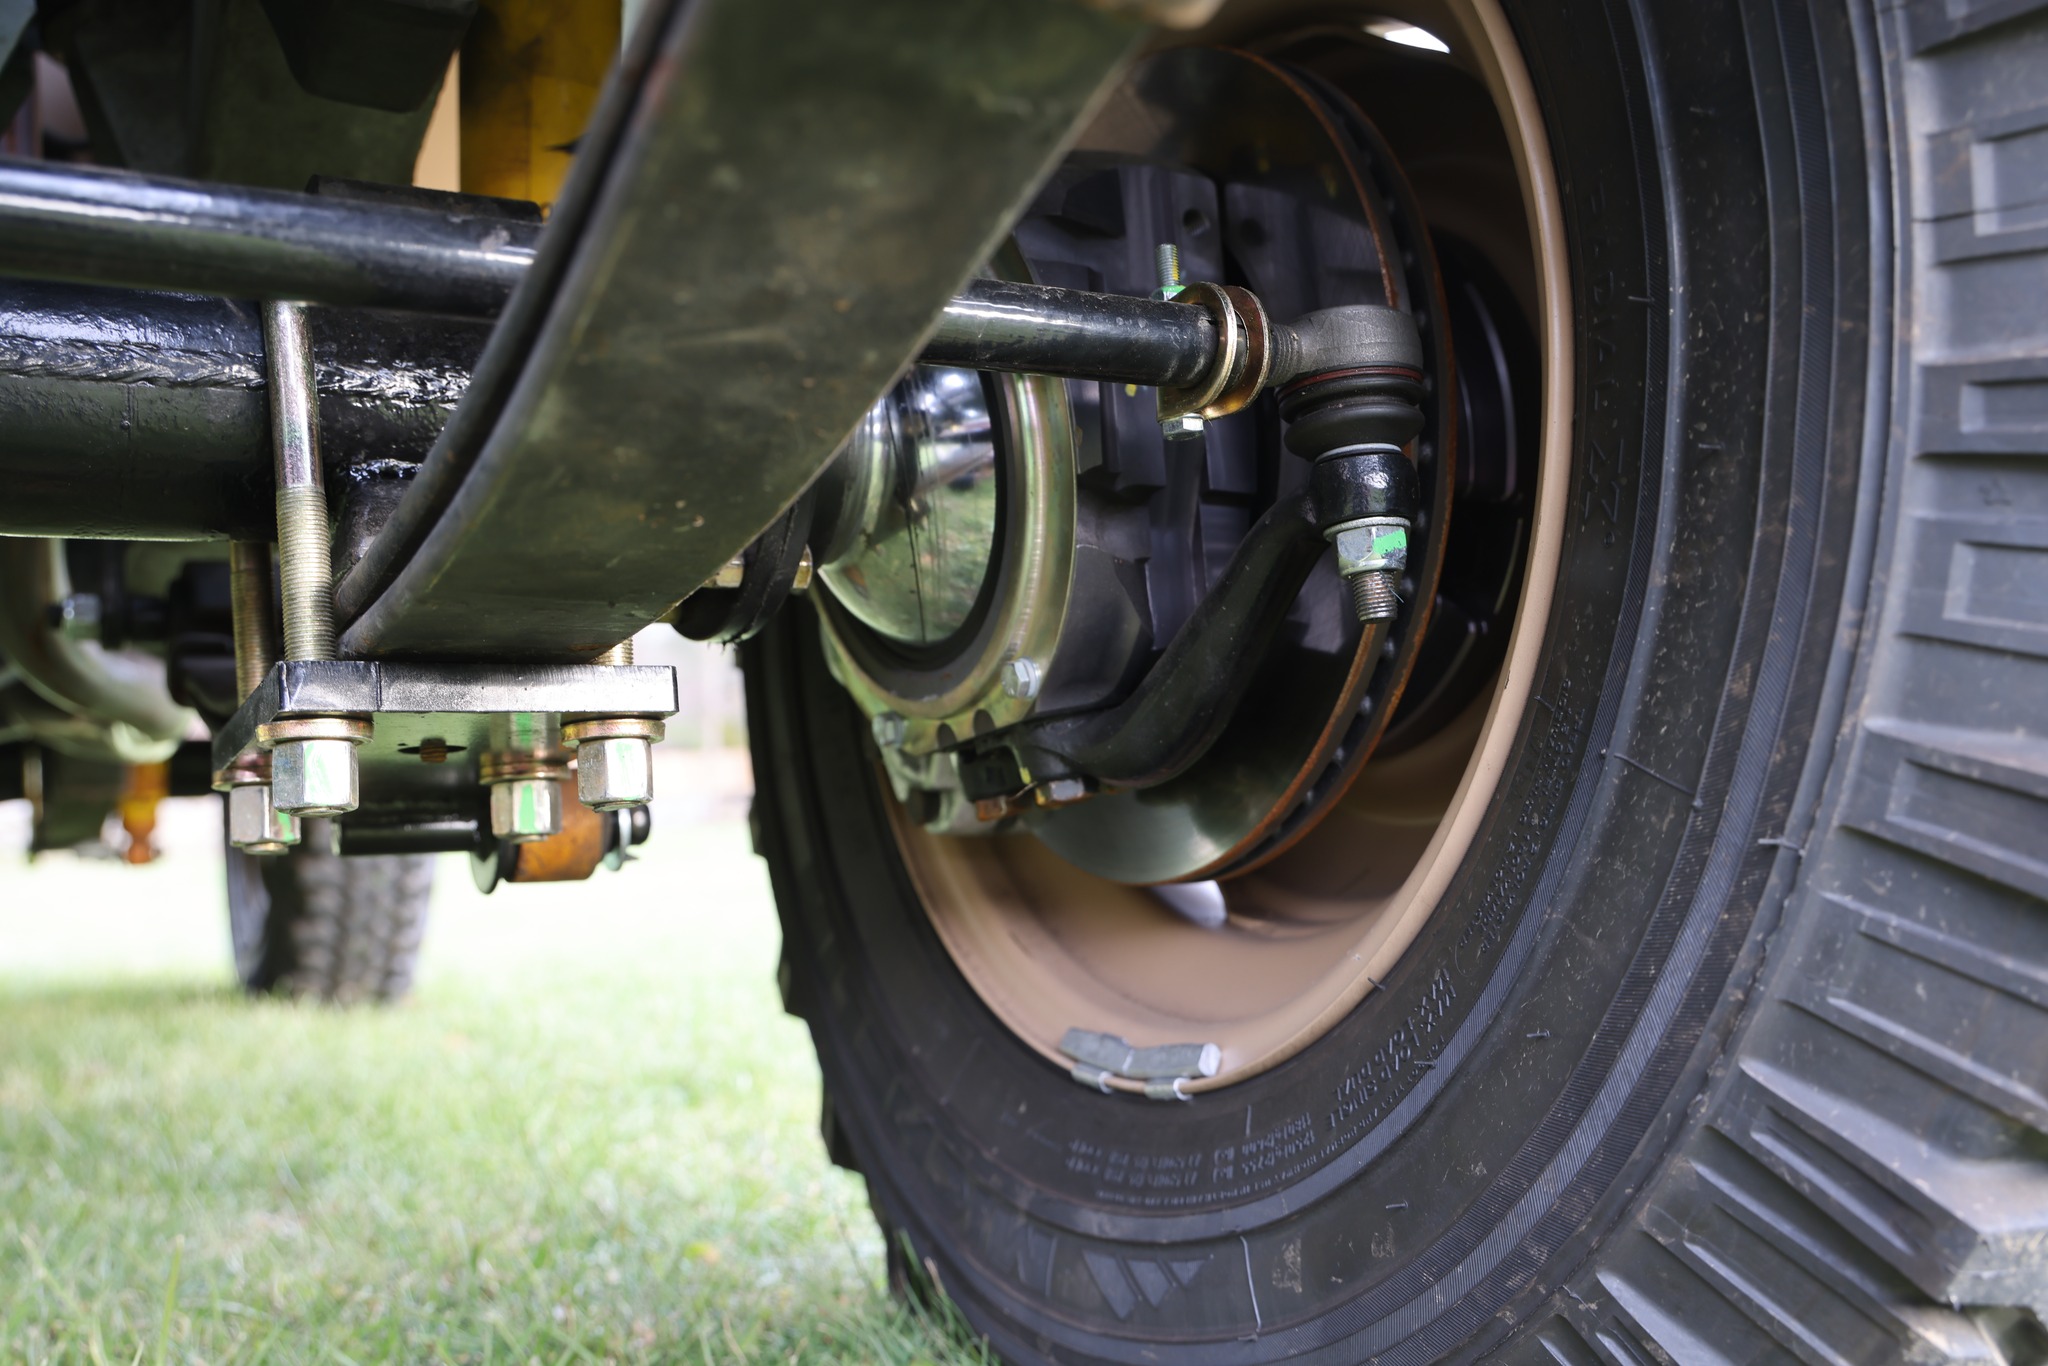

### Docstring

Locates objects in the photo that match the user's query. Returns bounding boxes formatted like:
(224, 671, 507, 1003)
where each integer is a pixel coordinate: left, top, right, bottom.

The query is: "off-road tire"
(225, 827, 434, 1004)
(746, 0, 2048, 1360)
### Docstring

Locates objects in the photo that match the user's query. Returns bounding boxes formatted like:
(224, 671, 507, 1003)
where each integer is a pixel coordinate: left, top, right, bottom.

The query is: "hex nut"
(490, 777, 563, 842)
(1158, 412, 1205, 441)
(226, 783, 300, 852)
(1000, 657, 1042, 701)
(576, 735, 654, 811)
(271, 737, 361, 816)
(1331, 521, 1409, 577)
(871, 711, 907, 749)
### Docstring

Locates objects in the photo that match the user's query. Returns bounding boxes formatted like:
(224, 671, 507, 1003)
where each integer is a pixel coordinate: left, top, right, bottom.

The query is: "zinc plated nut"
(489, 777, 564, 843)
(214, 756, 300, 854)
(226, 782, 300, 854)
(871, 711, 907, 749)
(1000, 657, 1042, 701)
(577, 738, 652, 810)
(1326, 517, 1410, 624)
(478, 750, 573, 842)
(1329, 518, 1410, 576)
(562, 717, 664, 812)
(259, 716, 371, 817)
(1159, 412, 1205, 441)
(271, 739, 361, 817)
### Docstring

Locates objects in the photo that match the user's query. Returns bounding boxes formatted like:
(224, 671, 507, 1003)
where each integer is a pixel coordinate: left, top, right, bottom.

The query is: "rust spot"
(507, 785, 608, 883)
(398, 737, 466, 764)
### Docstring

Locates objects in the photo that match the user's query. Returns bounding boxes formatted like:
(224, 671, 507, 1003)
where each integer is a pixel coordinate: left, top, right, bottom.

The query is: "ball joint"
(1275, 307, 1427, 624)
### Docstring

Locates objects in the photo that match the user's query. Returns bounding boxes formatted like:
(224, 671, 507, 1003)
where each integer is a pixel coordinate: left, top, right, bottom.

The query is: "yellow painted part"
(413, 56, 462, 191)
(118, 762, 169, 865)
(460, 0, 622, 210)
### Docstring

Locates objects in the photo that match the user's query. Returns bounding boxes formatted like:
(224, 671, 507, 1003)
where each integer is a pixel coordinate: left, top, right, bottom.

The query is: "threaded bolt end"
(592, 638, 636, 666)
(1347, 568, 1401, 623)
(1155, 243, 1182, 292)
(275, 484, 335, 661)
(227, 541, 279, 702)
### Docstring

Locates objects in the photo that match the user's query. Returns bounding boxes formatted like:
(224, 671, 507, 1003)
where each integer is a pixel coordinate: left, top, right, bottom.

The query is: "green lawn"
(0, 808, 980, 1365)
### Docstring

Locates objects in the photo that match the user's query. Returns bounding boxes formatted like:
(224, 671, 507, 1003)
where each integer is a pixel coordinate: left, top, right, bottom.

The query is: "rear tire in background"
(747, 0, 2048, 1360)
(226, 826, 434, 1004)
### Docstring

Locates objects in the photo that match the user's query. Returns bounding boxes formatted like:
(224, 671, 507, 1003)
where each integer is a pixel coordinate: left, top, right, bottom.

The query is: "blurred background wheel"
(225, 824, 433, 1004)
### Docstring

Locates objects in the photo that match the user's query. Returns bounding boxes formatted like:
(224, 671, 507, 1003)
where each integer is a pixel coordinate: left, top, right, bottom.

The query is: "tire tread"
(1539, 5, 2048, 1354)
(227, 830, 433, 1005)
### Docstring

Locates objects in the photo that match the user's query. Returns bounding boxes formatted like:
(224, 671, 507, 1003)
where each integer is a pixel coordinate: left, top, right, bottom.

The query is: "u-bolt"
(261, 300, 369, 817)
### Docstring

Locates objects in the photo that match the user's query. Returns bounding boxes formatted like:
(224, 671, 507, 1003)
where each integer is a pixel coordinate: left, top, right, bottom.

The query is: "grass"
(0, 803, 984, 1365)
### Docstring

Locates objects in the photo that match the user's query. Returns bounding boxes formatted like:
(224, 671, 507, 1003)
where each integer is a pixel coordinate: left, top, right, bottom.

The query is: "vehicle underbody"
(4, 0, 2047, 1361)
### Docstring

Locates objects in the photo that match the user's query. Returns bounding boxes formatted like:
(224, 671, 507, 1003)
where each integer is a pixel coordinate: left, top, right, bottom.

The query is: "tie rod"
(0, 158, 1401, 421)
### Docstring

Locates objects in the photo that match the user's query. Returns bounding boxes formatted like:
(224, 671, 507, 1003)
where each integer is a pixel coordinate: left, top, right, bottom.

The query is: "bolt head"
(1000, 657, 1042, 701)
(871, 711, 907, 749)
(577, 736, 654, 811)
(1332, 522, 1409, 577)
(1159, 413, 1205, 441)
(271, 737, 360, 816)
(1038, 777, 1089, 806)
(226, 783, 300, 852)
(490, 777, 563, 843)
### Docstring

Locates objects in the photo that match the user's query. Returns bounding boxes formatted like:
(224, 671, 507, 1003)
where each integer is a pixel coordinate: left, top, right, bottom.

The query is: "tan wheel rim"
(889, 0, 1574, 1092)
